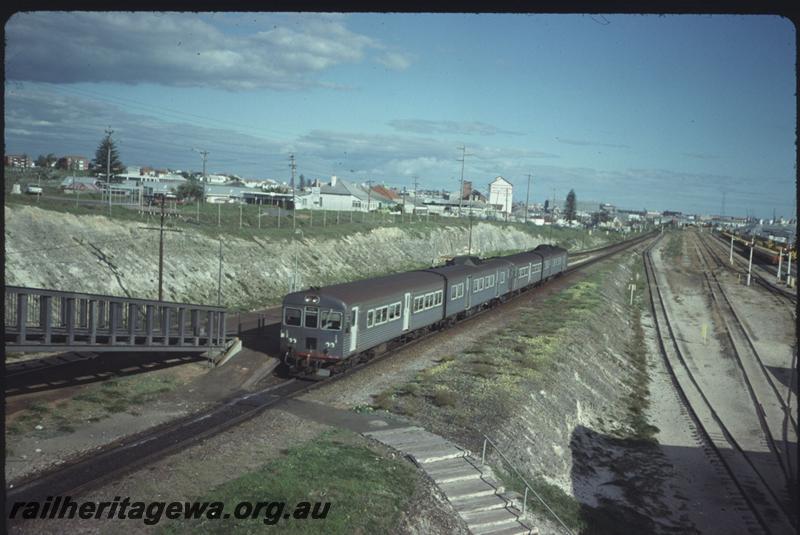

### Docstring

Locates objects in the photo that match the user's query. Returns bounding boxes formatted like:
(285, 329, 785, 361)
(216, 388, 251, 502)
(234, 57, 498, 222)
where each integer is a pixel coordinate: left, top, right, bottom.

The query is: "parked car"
(25, 184, 43, 195)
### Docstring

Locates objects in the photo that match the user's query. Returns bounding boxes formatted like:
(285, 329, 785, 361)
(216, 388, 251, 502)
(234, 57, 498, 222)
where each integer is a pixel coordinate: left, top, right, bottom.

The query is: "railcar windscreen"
(304, 306, 319, 328)
(320, 310, 342, 330)
(285, 307, 302, 326)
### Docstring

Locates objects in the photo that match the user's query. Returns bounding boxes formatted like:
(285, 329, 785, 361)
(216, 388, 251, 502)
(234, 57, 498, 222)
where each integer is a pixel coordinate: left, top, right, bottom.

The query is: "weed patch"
(158, 430, 418, 535)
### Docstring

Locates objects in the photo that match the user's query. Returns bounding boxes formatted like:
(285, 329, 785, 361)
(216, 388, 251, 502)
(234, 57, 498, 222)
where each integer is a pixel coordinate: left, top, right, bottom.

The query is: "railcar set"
(280, 244, 568, 376)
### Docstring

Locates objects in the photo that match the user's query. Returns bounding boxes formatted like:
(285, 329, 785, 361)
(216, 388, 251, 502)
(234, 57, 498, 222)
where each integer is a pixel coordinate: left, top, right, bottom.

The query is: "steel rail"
(643, 237, 795, 534)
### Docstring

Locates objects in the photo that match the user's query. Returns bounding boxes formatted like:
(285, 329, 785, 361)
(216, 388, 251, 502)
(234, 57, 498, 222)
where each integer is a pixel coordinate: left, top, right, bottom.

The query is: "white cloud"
(5, 12, 385, 91)
(377, 52, 412, 71)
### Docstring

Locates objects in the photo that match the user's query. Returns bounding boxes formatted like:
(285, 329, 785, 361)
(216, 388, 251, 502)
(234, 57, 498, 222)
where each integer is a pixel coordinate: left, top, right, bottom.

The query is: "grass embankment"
(6, 374, 184, 438)
(370, 269, 606, 441)
(157, 430, 418, 535)
(369, 253, 661, 533)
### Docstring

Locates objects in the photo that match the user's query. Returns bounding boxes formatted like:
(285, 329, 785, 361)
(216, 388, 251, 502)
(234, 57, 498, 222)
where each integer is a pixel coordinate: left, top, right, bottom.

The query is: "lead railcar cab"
(281, 271, 444, 376)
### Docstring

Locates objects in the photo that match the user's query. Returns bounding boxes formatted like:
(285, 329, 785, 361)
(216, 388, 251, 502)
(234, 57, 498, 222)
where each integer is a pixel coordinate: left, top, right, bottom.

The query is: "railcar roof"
(501, 250, 545, 264)
(287, 270, 444, 305)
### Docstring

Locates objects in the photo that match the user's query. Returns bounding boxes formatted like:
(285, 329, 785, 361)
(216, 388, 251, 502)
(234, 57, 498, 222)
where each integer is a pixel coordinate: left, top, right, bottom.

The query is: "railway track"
(643, 235, 796, 535)
(6, 230, 656, 508)
(709, 231, 797, 306)
(691, 231, 797, 505)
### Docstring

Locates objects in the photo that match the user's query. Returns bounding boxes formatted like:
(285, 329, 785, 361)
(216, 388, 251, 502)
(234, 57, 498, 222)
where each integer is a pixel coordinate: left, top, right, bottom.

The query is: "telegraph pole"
(105, 127, 113, 216)
(140, 201, 182, 301)
(199, 150, 209, 183)
(217, 238, 223, 306)
(412, 176, 419, 222)
(457, 146, 470, 218)
(290, 154, 297, 230)
(525, 173, 532, 224)
(366, 179, 374, 224)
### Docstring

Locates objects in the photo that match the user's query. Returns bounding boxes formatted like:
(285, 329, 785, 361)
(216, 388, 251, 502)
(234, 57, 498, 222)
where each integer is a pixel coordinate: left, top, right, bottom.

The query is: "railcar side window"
(304, 307, 319, 328)
(320, 310, 342, 330)
(284, 307, 302, 326)
(434, 291, 442, 306)
(367, 310, 375, 328)
(532, 263, 542, 273)
(499, 272, 506, 284)
(519, 266, 530, 278)
(450, 282, 464, 299)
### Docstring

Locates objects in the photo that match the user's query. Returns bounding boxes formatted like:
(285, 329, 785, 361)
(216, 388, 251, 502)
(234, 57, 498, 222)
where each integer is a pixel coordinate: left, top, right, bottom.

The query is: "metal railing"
(480, 434, 575, 535)
(5, 286, 228, 353)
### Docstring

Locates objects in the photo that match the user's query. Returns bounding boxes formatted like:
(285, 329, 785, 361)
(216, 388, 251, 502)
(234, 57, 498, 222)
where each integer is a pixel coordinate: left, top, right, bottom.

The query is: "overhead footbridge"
(5, 286, 230, 354)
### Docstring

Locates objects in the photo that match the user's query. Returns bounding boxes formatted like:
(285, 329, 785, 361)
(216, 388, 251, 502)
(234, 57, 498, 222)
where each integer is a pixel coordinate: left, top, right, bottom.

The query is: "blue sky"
(4, 12, 796, 218)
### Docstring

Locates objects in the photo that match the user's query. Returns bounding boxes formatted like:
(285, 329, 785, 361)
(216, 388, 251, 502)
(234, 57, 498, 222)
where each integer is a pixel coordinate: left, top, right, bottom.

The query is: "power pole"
(456, 145, 471, 218)
(199, 150, 209, 183)
(525, 173, 532, 224)
(290, 154, 297, 230)
(217, 238, 223, 306)
(366, 179, 374, 224)
(139, 200, 182, 301)
(105, 127, 113, 217)
(412, 176, 419, 222)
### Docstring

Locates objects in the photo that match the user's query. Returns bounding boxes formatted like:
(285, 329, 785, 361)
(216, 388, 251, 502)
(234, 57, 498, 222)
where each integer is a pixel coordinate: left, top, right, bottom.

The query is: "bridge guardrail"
(5, 286, 228, 353)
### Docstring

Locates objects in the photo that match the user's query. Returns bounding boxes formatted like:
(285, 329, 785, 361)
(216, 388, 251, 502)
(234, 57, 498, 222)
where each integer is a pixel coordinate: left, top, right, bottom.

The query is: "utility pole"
(366, 179, 374, 224)
(290, 154, 297, 230)
(721, 189, 726, 218)
(412, 176, 419, 222)
(525, 173, 532, 224)
(457, 146, 471, 218)
(199, 150, 209, 183)
(746, 240, 754, 286)
(139, 200, 182, 301)
(105, 127, 113, 217)
(217, 238, 223, 306)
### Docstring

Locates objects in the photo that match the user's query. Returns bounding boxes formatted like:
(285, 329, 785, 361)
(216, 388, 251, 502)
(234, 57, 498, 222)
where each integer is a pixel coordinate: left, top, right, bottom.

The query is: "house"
(295, 176, 378, 212)
(61, 176, 102, 192)
(488, 176, 513, 215)
(57, 156, 89, 171)
(5, 155, 33, 168)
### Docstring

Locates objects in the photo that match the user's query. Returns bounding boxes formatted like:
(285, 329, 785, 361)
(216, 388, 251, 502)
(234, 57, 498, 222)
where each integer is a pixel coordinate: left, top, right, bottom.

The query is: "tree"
(177, 179, 204, 201)
(92, 134, 124, 178)
(565, 189, 577, 222)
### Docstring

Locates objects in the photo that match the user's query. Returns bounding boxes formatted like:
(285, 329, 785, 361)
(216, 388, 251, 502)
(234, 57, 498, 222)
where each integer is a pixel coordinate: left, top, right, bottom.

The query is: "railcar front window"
(304, 307, 319, 328)
(285, 307, 302, 326)
(320, 310, 342, 330)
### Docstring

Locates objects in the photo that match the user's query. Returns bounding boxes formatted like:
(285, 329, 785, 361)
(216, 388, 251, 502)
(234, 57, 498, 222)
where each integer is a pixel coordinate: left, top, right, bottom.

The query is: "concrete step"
(442, 478, 504, 501)
(408, 445, 466, 464)
(472, 522, 534, 535)
(462, 507, 521, 530)
(452, 493, 510, 514)
(382, 434, 452, 450)
(424, 456, 475, 472)
(427, 463, 483, 484)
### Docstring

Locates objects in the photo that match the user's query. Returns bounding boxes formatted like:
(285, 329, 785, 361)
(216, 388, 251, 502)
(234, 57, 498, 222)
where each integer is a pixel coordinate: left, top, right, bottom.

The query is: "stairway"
(365, 426, 537, 535)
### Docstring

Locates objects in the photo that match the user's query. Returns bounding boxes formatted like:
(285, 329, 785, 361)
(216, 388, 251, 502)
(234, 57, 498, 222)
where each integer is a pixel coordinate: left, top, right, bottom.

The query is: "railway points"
(643, 232, 797, 534)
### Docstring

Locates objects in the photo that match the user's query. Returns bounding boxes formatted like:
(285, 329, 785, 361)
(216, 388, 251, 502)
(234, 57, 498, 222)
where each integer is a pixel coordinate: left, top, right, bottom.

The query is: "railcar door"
(465, 276, 472, 308)
(349, 306, 359, 352)
(402, 292, 411, 331)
